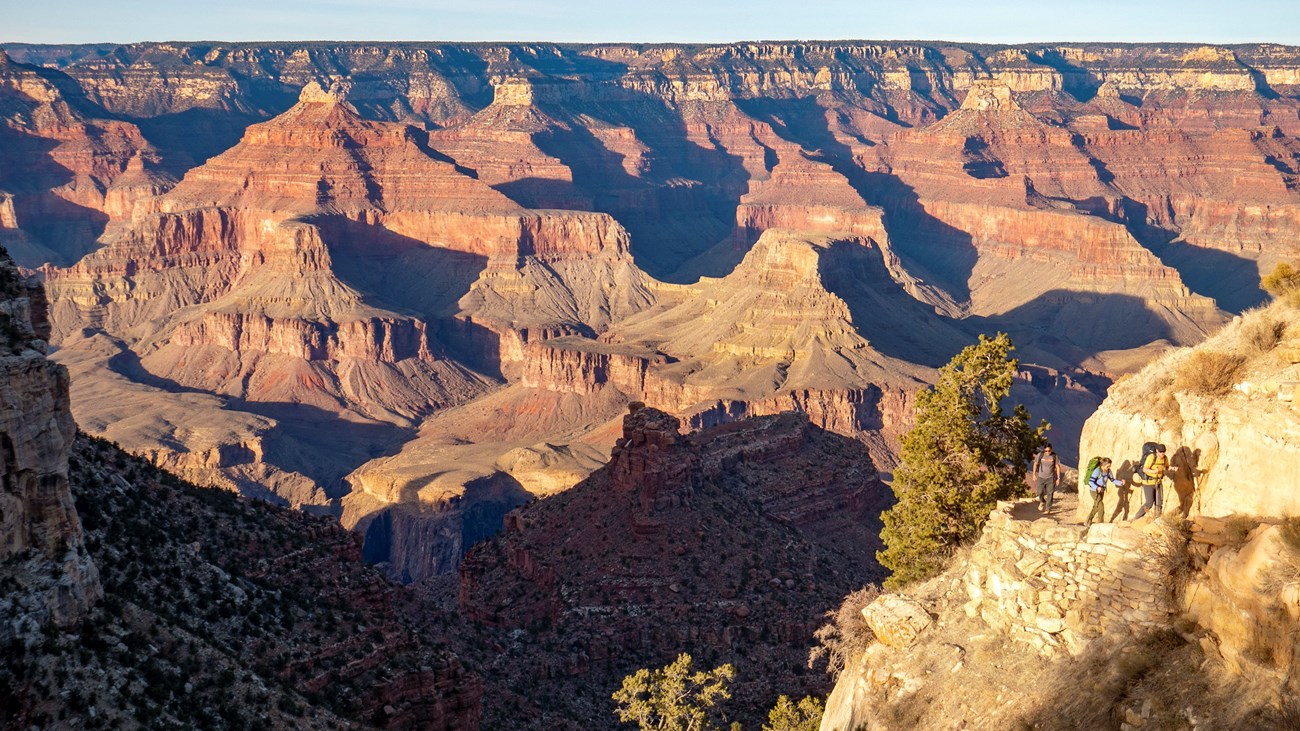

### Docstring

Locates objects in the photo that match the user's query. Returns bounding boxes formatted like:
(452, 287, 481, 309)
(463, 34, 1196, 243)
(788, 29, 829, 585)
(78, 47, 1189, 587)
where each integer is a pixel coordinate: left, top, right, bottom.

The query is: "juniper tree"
(877, 332, 1045, 587)
(612, 653, 735, 731)
(762, 694, 823, 731)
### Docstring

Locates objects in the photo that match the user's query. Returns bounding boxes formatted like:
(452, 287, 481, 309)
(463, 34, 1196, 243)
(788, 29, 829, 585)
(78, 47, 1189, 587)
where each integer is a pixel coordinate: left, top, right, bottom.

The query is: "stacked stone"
(963, 500, 1181, 656)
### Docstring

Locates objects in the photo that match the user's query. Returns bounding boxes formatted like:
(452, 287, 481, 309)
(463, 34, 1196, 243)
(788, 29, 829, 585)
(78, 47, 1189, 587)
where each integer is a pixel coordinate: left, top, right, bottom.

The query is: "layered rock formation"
(341, 227, 949, 581)
(44, 79, 653, 514)
(8, 39, 1300, 580)
(458, 404, 891, 726)
(0, 246, 100, 645)
(0, 50, 167, 266)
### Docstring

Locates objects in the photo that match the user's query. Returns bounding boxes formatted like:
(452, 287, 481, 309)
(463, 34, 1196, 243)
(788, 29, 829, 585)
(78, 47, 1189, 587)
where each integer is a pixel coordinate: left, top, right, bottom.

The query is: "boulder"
(862, 594, 933, 648)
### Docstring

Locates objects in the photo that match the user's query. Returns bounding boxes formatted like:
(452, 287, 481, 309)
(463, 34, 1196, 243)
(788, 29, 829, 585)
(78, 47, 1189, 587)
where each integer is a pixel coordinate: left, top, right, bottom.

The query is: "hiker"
(1085, 457, 1123, 526)
(1032, 443, 1062, 512)
(1133, 443, 1169, 519)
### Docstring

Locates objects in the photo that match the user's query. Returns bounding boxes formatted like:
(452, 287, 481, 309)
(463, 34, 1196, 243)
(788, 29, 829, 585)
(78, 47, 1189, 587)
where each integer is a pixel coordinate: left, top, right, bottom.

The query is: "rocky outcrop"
(1183, 517, 1300, 680)
(1077, 304, 1300, 521)
(457, 405, 891, 725)
(819, 494, 1296, 731)
(0, 248, 100, 645)
(822, 301, 1300, 731)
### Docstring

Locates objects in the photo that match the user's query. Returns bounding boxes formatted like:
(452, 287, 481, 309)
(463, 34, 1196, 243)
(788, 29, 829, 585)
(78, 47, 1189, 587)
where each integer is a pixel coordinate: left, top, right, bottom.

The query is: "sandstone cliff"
(0, 246, 100, 646)
(1077, 300, 1300, 519)
(817, 496, 1300, 730)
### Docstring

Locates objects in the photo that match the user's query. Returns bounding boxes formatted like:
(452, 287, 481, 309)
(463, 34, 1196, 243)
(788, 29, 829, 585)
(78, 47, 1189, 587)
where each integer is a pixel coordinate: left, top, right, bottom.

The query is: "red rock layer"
(457, 405, 891, 723)
(0, 51, 167, 265)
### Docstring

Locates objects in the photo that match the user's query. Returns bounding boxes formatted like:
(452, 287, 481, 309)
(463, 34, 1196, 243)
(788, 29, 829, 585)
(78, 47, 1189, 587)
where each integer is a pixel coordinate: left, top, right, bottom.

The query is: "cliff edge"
(0, 245, 100, 645)
(821, 298, 1300, 730)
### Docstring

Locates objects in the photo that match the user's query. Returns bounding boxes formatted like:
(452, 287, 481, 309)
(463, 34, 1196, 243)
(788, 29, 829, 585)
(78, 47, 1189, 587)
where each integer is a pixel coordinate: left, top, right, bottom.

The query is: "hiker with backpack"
(1132, 442, 1169, 520)
(1084, 457, 1124, 526)
(1032, 443, 1062, 512)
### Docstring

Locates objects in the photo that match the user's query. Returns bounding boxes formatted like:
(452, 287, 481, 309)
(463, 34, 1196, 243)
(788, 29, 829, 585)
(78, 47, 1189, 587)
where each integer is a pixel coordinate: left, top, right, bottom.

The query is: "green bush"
(763, 695, 823, 731)
(877, 333, 1045, 587)
(612, 653, 735, 731)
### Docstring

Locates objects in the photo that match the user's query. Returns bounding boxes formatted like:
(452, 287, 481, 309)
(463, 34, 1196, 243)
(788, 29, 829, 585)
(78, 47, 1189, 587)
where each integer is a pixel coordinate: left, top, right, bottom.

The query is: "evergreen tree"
(762, 695, 823, 731)
(877, 333, 1045, 587)
(612, 653, 735, 731)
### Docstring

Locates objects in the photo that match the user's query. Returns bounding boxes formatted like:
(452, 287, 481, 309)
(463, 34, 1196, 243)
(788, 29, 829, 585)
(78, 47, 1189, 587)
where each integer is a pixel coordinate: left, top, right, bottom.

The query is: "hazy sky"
(5, 0, 1300, 45)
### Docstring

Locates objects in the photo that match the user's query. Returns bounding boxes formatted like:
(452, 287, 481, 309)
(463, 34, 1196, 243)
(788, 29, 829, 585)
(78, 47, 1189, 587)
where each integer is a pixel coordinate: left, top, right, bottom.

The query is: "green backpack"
(1083, 456, 1102, 490)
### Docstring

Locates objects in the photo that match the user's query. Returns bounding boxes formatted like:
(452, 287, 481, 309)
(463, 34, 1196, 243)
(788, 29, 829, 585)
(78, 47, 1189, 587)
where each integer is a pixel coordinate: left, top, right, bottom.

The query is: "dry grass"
(1240, 314, 1288, 354)
(1173, 350, 1247, 396)
(1149, 391, 1183, 430)
(1017, 630, 1189, 731)
(1148, 516, 1194, 587)
(1280, 516, 1300, 558)
(1262, 261, 1300, 307)
(1224, 515, 1257, 549)
(808, 585, 880, 677)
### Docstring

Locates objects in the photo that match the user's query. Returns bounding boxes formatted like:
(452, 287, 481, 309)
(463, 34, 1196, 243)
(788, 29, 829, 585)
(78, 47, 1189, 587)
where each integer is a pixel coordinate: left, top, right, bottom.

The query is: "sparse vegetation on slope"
(762, 695, 824, 731)
(613, 653, 735, 731)
(1, 435, 479, 730)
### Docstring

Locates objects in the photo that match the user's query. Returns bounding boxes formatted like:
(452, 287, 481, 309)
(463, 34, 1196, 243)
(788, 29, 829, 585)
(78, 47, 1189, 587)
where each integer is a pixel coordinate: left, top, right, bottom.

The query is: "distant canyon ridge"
(2, 40, 1297, 582)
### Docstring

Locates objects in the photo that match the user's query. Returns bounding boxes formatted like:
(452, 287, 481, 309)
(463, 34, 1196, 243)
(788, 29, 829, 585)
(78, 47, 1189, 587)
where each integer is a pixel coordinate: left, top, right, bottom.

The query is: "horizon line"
(5, 38, 1299, 48)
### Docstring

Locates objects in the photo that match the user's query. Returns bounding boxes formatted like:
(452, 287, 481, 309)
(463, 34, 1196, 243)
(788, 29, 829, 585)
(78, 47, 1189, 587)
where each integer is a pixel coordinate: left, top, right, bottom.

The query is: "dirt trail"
(1010, 489, 1080, 523)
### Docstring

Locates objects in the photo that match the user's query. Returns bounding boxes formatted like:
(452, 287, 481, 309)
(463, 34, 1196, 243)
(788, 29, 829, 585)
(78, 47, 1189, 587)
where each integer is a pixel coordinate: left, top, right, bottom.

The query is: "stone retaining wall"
(963, 500, 1183, 656)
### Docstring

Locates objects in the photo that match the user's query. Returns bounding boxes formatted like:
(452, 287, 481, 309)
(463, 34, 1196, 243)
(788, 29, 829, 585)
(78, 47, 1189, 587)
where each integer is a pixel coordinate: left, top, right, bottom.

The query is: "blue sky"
(5, 0, 1299, 45)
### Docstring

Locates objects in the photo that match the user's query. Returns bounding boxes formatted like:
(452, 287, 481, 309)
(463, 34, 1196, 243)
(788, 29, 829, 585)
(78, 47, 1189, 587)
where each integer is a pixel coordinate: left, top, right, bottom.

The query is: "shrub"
(1224, 515, 1256, 549)
(808, 586, 880, 677)
(1262, 261, 1300, 305)
(763, 695, 824, 731)
(612, 653, 735, 731)
(877, 333, 1045, 586)
(1173, 350, 1246, 396)
(1279, 516, 1300, 558)
(1240, 315, 1287, 354)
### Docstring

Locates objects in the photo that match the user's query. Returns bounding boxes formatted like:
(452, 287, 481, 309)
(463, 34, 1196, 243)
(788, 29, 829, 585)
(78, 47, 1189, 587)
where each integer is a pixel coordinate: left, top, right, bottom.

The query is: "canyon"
(2, 40, 1299, 583)
(2, 37, 1300, 730)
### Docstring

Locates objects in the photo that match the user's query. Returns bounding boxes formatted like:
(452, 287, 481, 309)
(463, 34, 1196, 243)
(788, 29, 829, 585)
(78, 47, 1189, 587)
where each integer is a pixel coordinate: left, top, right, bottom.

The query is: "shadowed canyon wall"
(4, 40, 1300, 579)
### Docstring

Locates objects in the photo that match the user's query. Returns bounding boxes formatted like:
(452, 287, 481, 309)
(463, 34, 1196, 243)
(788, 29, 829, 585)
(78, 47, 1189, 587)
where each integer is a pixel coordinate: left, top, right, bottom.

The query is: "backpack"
(1134, 442, 1159, 482)
(1084, 456, 1102, 490)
